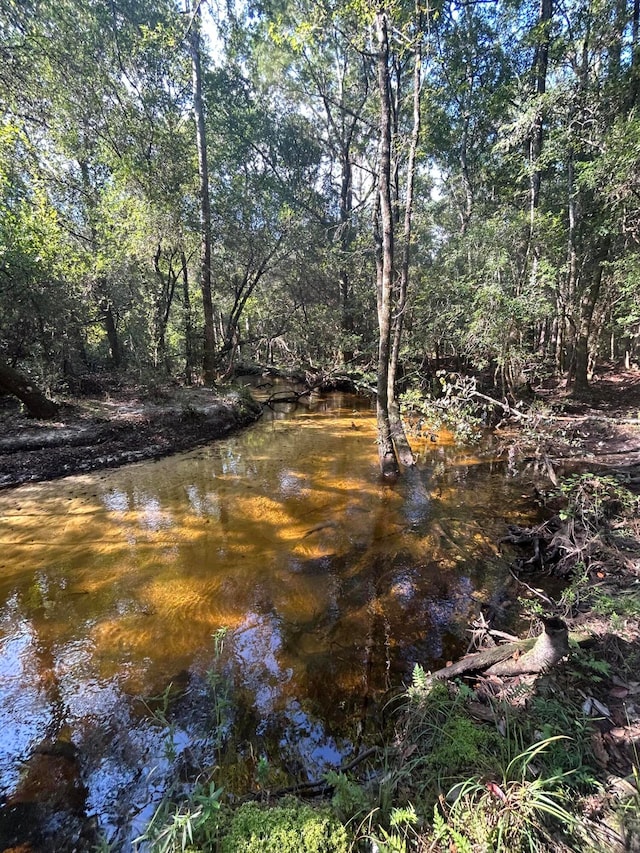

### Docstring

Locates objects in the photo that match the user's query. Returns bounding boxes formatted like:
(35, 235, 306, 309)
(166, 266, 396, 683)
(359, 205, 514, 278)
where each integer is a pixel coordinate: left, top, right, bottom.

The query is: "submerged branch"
(261, 388, 311, 408)
(241, 746, 380, 802)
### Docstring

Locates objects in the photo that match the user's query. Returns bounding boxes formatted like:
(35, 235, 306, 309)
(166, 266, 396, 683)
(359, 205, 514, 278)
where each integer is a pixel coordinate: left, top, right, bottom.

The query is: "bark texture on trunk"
(101, 300, 122, 368)
(189, 0, 217, 384)
(529, 0, 552, 216)
(486, 618, 569, 676)
(375, 8, 399, 479)
(0, 359, 59, 419)
(387, 11, 422, 469)
(425, 618, 571, 684)
(181, 251, 196, 385)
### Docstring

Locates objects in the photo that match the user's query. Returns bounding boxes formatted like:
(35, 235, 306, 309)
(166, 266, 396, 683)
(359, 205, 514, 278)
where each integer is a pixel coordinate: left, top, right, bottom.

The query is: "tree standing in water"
(187, 0, 217, 384)
(374, 0, 423, 477)
(374, 4, 400, 478)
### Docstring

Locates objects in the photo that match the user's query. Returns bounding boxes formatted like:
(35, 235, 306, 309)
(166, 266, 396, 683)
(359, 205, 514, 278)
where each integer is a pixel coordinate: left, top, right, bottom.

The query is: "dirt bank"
(495, 368, 640, 487)
(2, 367, 640, 492)
(0, 383, 263, 490)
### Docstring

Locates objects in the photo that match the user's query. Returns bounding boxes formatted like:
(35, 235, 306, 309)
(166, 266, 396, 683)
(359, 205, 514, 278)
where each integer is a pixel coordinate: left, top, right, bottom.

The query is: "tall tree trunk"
(375, 7, 399, 479)
(338, 138, 355, 364)
(529, 0, 552, 216)
(78, 158, 123, 369)
(310, 40, 368, 366)
(573, 242, 609, 395)
(388, 8, 422, 469)
(458, 122, 474, 235)
(0, 359, 59, 419)
(188, 0, 217, 384)
(630, 0, 640, 106)
(564, 155, 579, 386)
(152, 245, 178, 374)
(526, 0, 553, 295)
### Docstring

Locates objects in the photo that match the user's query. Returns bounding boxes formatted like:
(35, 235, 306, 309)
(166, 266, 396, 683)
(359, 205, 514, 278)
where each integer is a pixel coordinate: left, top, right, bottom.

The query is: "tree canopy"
(2, 0, 640, 418)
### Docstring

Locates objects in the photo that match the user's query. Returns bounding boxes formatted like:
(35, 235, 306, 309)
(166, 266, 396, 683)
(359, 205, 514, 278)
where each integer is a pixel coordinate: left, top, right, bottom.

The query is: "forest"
(2, 0, 640, 851)
(2, 0, 639, 415)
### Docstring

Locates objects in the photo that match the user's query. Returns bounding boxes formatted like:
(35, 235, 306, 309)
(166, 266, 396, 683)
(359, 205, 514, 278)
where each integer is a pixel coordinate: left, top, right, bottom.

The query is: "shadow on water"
(0, 389, 543, 849)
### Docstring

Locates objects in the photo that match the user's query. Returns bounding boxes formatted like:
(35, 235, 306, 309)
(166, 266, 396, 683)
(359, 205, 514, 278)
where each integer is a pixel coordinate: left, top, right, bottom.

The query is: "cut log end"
(486, 618, 569, 677)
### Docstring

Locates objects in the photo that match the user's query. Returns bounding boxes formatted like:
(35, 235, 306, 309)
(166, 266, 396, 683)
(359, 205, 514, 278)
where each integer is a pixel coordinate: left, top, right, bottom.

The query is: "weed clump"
(218, 798, 349, 853)
(427, 713, 502, 778)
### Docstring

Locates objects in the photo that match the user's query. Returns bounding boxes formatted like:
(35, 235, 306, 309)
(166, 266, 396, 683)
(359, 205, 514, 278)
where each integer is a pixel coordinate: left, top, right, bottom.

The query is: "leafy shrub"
(557, 473, 638, 531)
(400, 373, 485, 444)
(326, 771, 370, 822)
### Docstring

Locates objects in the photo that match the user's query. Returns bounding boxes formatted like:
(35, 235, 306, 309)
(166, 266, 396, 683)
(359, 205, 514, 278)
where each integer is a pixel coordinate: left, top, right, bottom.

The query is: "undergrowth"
(134, 664, 633, 853)
(133, 473, 640, 852)
(219, 799, 349, 853)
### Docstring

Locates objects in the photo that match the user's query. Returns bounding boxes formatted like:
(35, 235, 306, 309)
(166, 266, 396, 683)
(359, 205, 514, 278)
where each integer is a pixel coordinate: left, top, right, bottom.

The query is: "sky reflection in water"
(0, 392, 539, 845)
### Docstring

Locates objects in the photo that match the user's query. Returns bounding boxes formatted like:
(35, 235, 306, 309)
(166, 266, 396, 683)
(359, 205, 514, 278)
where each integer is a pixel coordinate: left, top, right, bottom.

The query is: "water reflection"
(0, 392, 540, 848)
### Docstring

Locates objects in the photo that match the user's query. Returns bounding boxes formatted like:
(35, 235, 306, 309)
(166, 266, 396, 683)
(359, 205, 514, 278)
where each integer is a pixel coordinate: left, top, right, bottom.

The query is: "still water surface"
(0, 391, 538, 846)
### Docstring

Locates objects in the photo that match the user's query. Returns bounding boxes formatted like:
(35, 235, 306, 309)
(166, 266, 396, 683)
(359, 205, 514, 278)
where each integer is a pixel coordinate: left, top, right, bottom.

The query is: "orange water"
(0, 392, 538, 844)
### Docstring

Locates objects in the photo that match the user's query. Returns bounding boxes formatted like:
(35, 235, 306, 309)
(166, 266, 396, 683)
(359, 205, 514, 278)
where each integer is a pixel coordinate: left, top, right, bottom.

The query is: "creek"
(0, 387, 542, 849)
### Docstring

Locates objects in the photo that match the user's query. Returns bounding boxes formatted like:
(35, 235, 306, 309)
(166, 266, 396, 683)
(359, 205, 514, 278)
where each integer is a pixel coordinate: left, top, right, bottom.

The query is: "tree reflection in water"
(0, 392, 540, 848)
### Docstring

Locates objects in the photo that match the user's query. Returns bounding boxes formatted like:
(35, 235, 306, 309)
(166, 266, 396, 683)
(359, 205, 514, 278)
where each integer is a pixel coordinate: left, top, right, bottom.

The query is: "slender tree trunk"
(78, 158, 123, 369)
(0, 358, 59, 419)
(527, 0, 553, 293)
(152, 245, 177, 374)
(554, 307, 566, 374)
(388, 9, 422, 469)
(181, 251, 195, 385)
(564, 155, 579, 386)
(459, 124, 474, 235)
(339, 267, 354, 363)
(574, 244, 609, 395)
(312, 44, 368, 367)
(375, 7, 399, 479)
(188, 0, 217, 384)
(339, 148, 355, 364)
(630, 0, 640, 106)
(529, 0, 552, 216)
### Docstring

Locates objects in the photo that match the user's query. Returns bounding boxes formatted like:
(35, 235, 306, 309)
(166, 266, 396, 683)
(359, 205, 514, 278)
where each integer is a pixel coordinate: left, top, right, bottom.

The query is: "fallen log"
(486, 618, 569, 676)
(426, 618, 572, 684)
(261, 388, 311, 407)
(0, 358, 59, 419)
(428, 638, 536, 682)
(467, 389, 534, 420)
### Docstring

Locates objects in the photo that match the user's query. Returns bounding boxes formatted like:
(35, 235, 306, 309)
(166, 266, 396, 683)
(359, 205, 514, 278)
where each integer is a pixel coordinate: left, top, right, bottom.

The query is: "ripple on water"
(0, 391, 544, 846)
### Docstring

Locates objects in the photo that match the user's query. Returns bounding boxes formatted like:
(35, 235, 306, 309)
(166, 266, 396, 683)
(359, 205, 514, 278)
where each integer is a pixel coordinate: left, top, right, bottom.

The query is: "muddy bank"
(0, 386, 262, 490)
(2, 366, 640, 492)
